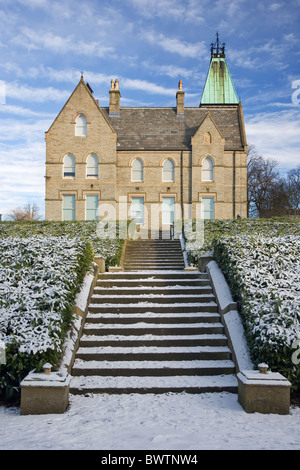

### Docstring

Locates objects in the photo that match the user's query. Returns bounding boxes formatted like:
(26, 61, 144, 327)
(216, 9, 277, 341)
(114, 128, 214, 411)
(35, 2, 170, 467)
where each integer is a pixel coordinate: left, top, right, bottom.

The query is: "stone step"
(88, 302, 218, 314)
(97, 271, 205, 279)
(70, 374, 238, 395)
(72, 359, 236, 377)
(96, 280, 210, 289)
(90, 293, 215, 304)
(93, 286, 213, 296)
(83, 322, 224, 336)
(75, 345, 232, 362)
(79, 333, 228, 347)
(85, 311, 221, 322)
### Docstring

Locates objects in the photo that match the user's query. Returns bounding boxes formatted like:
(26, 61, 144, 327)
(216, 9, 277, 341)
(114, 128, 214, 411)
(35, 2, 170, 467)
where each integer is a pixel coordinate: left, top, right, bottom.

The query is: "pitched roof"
(103, 106, 244, 151)
(201, 57, 239, 105)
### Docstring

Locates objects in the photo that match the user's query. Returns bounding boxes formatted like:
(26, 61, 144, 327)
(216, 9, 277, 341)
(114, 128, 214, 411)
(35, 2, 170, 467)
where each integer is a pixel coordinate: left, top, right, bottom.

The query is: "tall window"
(86, 195, 99, 220)
(62, 195, 75, 221)
(202, 197, 214, 220)
(86, 154, 98, 178)
(162, 159, 175, 182)
(202, 156, 214, 181)
(75, 114, 87, 136)
(131, 158, 143, 182)
(63, 154, 75, 178)
(131, 197, 144, 224)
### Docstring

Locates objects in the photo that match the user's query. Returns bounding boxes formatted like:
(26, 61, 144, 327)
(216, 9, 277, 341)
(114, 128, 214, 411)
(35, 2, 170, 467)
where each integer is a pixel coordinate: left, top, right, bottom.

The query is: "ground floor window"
(131, 197, 144, 224)
(202, 197, 214, 219)
(62, 195, 75, 221)
(86, 195, 99, 220)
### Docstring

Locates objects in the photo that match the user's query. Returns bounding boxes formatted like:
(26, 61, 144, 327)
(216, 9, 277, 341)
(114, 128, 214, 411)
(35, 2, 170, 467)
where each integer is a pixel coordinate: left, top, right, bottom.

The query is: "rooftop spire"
(210, 31, 226, 58)
(201, 33, 239, 106)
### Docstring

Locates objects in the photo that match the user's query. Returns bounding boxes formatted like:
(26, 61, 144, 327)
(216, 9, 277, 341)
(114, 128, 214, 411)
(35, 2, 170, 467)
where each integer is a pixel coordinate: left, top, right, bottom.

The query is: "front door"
(162, 197, 175, 225)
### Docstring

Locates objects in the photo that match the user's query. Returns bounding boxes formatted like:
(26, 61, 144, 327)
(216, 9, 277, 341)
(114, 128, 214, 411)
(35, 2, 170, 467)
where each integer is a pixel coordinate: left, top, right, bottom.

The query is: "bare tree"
(7, 202, 41, 221)
(285, 165, 300, 216)
(247, 145, 281, 217)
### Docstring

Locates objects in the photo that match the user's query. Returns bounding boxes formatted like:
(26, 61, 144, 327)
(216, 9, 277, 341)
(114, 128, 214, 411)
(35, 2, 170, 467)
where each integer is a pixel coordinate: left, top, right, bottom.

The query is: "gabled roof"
(103, 106, 244, 151)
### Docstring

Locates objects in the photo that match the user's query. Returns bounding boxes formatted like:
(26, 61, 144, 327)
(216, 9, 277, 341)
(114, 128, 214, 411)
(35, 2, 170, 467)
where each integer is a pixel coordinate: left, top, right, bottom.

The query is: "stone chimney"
(176, 80, 184, 115)
(109, 79, 121, 116)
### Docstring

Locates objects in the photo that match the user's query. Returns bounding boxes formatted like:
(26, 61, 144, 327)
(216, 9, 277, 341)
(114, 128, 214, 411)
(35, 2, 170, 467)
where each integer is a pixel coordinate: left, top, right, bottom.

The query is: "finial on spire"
(210, 32, 226, 58)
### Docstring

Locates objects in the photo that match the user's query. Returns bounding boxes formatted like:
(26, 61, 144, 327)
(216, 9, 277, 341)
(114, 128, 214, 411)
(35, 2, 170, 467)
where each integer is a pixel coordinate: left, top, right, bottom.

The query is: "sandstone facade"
(45, 50, 247, 227)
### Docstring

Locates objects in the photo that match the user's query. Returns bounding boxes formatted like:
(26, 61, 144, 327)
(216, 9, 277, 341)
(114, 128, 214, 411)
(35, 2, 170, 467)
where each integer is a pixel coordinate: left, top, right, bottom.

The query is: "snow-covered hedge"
(188, 218, 300, 262)
(213, 234, 300, 391)
(0, 235, 93, 400)
(0, 220, 125, 267)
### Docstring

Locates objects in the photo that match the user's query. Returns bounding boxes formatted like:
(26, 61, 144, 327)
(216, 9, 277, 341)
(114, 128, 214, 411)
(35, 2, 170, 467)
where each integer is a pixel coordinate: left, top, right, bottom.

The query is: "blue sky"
(0, 0, 299, 219)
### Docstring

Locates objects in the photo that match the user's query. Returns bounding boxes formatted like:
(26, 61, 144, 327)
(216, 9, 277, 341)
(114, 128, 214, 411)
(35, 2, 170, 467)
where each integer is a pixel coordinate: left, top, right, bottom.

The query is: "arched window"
(63, 154, 75, 178)
(75, 114, 87, 136)
(162, 158, 175, 182)
(202, 156, 214, 182)
(131, 158, 143, 182)
(86, 154, 98, 178)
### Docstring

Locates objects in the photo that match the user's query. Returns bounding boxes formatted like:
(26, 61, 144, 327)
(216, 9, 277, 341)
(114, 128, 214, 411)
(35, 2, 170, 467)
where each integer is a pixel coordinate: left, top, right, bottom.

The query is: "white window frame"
(131, 158, 144, 182)
(131, 197, 144, 224)
(75, 114, 87, 137)
(86, 154, 99, 179)
(63, 154, 75, 179)
(202, 197, 215, 220)
(202, 156, 214, 182)
(86, 195, 99, 221)
(162, 158, 175, 182)
(62, 195, 76, 221)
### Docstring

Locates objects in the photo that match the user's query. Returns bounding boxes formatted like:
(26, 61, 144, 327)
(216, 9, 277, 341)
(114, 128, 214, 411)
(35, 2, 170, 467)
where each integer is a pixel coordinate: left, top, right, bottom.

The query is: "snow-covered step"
(90, 294, 216, 304)
(93, 288, 213, 297)
(79, 333, 228, 347)
(70, 374, 238, 395)
(83, 322, 224, 336)
(71, 248, 237, 395)
(75, 345, 232, 361)
(85, 311, 221, 321)
(88, 302, 219, 314)
(72, 359, 236, 376)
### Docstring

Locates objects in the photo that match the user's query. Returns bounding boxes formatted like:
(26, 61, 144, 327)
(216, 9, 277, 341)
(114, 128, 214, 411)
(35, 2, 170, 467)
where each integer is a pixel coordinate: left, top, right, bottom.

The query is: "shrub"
(213, 234, 300, 391)
(0, 236, 93, 400)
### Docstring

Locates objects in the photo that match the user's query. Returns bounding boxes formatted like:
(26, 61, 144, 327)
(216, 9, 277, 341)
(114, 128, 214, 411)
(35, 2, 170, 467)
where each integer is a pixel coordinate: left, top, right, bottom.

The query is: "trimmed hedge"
(0, 236, 94, 400)
(213, 234, 300, 392)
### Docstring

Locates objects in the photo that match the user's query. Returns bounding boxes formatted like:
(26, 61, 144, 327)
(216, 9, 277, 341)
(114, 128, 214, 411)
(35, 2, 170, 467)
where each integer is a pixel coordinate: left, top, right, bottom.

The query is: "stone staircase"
(70, 238, 238, 395)
(124, 238, 185, 271)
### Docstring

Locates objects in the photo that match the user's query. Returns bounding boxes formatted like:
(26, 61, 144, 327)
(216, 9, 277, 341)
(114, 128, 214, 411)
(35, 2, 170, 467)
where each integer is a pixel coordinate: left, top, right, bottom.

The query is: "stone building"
(45, 37, 247, 231)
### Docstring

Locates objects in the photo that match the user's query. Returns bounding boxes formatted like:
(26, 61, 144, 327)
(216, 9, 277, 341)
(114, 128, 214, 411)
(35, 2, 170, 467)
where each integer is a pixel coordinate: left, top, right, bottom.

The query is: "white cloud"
(6, 82, 69, 103)
(245, 109, 300, 169)
(12, 27, 115, 58)
(129, 0, 204, 23)
(143, 31, 207, 58)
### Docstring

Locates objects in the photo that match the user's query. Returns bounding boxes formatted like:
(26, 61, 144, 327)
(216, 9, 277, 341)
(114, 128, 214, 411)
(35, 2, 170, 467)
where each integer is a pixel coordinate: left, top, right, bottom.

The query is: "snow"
(0, 393, 299, 450)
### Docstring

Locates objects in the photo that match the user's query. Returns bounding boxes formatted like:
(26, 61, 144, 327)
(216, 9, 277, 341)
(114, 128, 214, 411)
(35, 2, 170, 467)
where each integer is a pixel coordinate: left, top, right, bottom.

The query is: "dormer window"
(75, 114, 87, 136)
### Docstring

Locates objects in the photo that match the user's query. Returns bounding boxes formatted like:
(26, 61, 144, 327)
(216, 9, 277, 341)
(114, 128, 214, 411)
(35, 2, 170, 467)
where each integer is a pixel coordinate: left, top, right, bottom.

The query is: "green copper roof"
(201, 57, 239, 105)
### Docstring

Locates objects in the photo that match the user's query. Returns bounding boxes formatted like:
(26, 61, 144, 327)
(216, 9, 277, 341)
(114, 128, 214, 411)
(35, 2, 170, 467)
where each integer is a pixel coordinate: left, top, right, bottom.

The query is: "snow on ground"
(0, 392, 299, 450)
